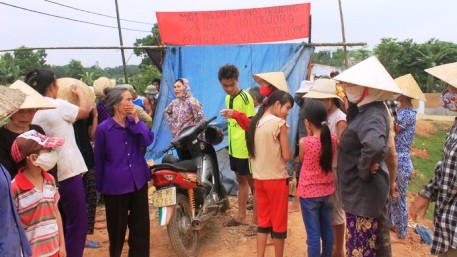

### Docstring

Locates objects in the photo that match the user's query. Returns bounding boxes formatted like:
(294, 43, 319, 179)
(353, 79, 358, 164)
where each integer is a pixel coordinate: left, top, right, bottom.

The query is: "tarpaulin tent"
(145, 43, 313, 194)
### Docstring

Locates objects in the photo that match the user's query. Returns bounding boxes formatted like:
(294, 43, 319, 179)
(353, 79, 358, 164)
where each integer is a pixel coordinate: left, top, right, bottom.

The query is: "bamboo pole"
(302, 42, 366, 47)
(114, 0, 128, 83)
(0, 42, 366, 53)
(0, 46, 165, 52)
(337, 0, 349, 68)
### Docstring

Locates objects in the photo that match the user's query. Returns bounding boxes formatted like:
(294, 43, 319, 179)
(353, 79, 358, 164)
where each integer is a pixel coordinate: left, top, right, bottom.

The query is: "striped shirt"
(420, 119, 457, 255)
(11, 169, 60, 257)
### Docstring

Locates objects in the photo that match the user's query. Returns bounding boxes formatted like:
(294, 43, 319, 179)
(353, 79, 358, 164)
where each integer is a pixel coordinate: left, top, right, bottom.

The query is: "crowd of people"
(0, 57, 456, 257)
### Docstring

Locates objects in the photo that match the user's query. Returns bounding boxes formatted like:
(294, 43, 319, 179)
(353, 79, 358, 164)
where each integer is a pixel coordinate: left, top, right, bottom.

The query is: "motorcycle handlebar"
(161, 116, 217, 153)
(162, 145, 173, 153)
(206, 116, 217, 125)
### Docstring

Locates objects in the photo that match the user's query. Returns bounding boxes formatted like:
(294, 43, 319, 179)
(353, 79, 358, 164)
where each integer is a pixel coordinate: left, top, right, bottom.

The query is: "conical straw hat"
(253, 72, 289, 92)
(0, 85, 26, 122)
(333, 56, 402, 94)
(425, 62, 457, 88)
(93, 77, 116, 97)
(304, 78, 343, 101)
(394, 74, 426, 101)
(9, 80, 55, 110)
(57, 78, 96, 106)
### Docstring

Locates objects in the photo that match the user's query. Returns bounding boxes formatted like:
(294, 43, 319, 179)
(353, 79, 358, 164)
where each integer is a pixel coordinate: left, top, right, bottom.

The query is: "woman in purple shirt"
(94, 87, 154, 257)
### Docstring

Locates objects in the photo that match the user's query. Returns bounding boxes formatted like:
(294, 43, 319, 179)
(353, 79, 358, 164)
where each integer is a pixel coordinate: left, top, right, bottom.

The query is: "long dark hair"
(247, 90, 294, 158)
(24, 69, 56, 96)
(303, 99, 333, 172)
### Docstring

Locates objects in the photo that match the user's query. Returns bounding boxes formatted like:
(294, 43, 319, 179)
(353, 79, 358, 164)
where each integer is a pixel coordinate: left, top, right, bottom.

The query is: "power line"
(43, 0, 154, 26)
(0, 2, 151, 33)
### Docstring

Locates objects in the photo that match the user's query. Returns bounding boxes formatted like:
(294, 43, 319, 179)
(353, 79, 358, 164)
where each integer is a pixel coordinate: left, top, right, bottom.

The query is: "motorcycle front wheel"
(167, 193, 199, 257)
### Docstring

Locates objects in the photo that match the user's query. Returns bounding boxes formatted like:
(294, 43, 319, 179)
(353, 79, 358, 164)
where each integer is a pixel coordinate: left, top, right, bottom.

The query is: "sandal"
(85, 241, 101, 248)
(245, 225, 258, 237)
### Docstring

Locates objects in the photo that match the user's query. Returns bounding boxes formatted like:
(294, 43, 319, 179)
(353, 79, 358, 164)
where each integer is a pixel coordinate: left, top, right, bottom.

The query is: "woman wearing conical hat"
(0, 80, 54, 178)
(0, 85, 32, 257)
(333, 56, 402, 257)
(388, 74, 425, 242)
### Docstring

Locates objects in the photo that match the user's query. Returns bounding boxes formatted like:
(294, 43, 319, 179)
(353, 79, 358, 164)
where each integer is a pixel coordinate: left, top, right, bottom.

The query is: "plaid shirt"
(420, 118, 457, 255)
(384, 99, 398, 123)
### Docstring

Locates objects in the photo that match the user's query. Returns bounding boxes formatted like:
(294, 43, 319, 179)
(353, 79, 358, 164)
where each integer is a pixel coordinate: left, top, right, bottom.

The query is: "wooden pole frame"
(114, 0, 129, 83)
(0, 42, 366, 53)
(337, 0, 349, 69)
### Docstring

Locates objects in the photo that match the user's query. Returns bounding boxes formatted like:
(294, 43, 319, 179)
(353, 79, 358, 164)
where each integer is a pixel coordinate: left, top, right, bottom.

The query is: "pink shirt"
(297, 134, 337, 198)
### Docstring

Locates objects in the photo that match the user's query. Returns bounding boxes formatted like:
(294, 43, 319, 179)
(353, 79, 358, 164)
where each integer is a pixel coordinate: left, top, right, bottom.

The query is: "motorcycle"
(150, 116, 230, 257)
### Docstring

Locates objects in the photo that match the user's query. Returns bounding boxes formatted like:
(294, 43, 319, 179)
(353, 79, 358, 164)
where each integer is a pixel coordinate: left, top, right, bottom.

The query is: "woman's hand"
(128, 106, 139, 123)
(390, 182, 400, 198)
(370, 163, 380, 174)
(71, 85, 85, 97)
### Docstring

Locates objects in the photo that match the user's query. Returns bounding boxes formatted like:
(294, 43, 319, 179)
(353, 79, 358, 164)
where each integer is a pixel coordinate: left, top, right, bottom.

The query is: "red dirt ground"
(83, 118, 448, 257)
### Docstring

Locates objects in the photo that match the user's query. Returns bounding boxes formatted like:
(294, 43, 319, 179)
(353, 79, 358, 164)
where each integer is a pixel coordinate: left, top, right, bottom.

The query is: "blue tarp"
(146, 43, 313, 163)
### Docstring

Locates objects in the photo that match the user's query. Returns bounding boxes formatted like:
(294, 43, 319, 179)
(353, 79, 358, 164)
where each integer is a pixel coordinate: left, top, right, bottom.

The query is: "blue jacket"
(0, 165, 32, 257)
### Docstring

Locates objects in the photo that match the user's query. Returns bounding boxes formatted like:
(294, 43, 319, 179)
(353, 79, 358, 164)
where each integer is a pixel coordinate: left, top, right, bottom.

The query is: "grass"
(409, 121, 453, 219)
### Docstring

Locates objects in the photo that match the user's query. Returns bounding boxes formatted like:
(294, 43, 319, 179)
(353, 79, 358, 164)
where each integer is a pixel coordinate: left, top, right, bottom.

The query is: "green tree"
(0, 47, 47, 84)
(128, 64, 161, 94)
(13, 46, 47, 74)
(133, 23, 162, 66)
(87, 62, 105, 79)
(374, 38, 457, 92)
(104, 65, 140, 79)
(51, 65, 67, 78)
(0, 53, 22, 85)
(312, 48, 372, 68)
(79, 71, 95, 85)
(64, 59, 85, 80)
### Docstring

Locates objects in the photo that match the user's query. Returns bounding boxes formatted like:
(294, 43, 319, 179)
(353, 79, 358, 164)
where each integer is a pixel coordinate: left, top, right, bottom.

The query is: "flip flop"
(245, 225, 258, 237)
(225, 218, 248, 227)
(85, 241, 101, 248)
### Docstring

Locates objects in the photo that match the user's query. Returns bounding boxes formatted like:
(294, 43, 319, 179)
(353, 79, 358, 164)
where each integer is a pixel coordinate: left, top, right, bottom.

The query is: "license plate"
(152, 187, 176, 208)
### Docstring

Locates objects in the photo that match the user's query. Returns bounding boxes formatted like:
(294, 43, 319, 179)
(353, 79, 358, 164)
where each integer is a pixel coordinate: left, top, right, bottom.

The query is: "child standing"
(246, 90, 294, 257)
(297, 99, 337, 257)
(10, 130, 66, 257)
(218, 64, 256, 232)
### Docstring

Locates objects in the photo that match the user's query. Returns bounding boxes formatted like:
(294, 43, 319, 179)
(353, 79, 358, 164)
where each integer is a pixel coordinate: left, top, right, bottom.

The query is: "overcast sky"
(1, 0, 456, 68)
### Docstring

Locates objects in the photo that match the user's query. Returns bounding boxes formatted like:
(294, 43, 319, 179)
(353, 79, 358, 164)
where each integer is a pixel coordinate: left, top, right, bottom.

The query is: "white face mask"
(345, 86, 365, 103)
(33, 151, 58, 171)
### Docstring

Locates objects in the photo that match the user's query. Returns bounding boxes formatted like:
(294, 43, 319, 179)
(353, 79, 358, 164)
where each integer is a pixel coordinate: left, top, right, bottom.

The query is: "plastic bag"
(413, 224, 433, 245)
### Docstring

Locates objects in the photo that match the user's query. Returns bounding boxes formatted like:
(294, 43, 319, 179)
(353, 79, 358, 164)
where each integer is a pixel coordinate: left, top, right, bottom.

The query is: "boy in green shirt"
(219, 64, 256, 232)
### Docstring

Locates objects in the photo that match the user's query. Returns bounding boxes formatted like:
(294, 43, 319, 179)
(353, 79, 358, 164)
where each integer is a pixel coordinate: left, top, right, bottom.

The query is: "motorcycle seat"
(151, 160, 198, 173)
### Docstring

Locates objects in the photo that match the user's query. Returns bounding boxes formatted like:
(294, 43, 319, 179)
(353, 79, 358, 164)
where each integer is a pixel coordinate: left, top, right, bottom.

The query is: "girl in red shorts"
(246, 90, 294, 257)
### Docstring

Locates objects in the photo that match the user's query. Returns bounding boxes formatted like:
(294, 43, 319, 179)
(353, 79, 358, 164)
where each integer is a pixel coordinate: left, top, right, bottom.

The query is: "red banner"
(156, 3, 311, 45)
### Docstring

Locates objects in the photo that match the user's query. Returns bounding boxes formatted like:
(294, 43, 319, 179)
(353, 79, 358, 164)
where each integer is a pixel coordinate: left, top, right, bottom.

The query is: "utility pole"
(114, 0, 129, 83)
(337, 0, 349, 69)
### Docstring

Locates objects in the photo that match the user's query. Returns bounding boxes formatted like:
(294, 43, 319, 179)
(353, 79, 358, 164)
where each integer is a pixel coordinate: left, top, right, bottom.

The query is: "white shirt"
(327, 108, 346, 136)
(32, 97, 87, 181)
